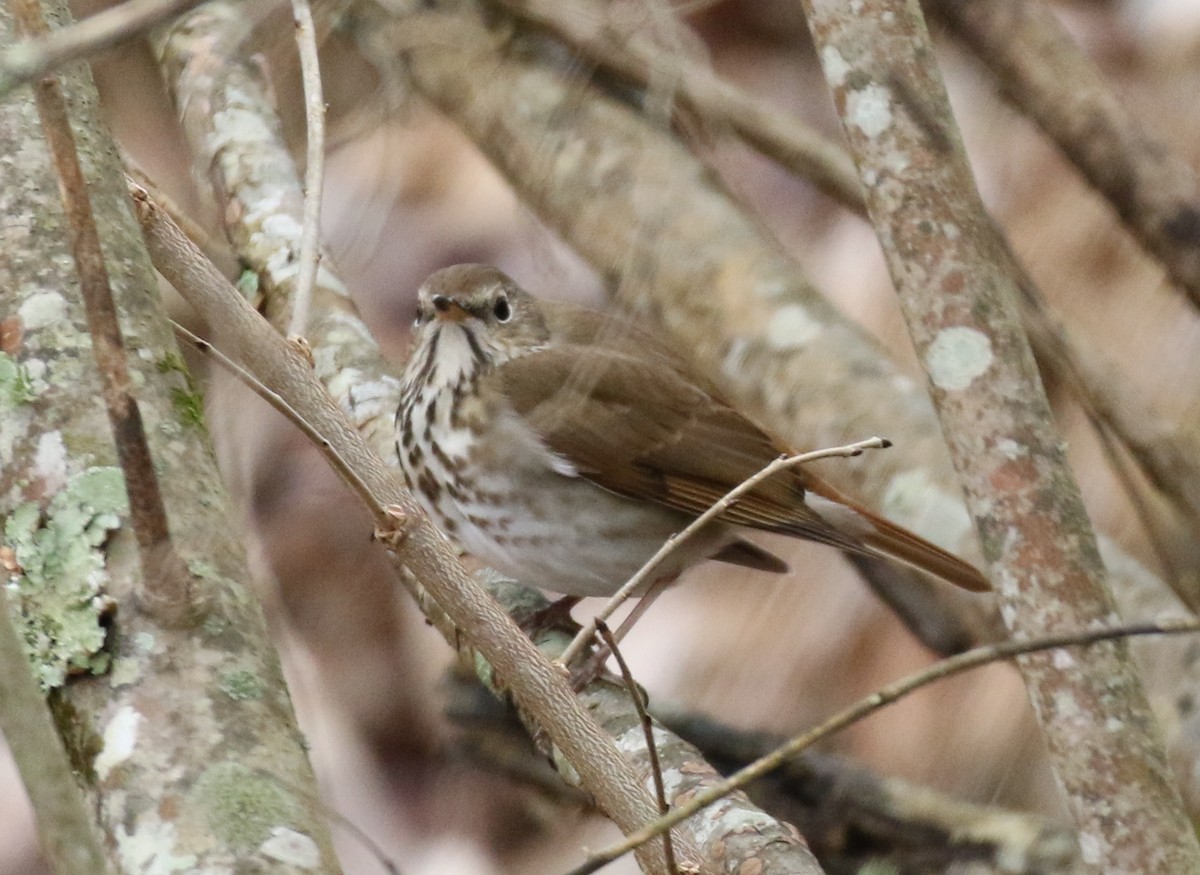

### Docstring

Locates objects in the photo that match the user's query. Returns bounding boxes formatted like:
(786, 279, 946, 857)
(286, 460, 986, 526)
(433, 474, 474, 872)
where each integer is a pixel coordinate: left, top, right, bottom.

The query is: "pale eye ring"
(492, 295, 511, 322)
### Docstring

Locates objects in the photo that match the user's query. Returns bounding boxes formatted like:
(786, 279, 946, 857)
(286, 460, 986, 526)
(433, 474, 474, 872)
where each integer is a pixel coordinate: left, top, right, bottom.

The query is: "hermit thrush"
(396, 264, 988, 598)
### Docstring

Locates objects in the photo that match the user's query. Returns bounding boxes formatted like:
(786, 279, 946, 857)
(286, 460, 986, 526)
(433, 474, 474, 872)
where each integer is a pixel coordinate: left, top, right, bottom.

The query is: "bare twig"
(287, 0, 326, 340)
(559, 437, 891, 666)
(802, 0, 1200, 869)
(13, 0, 191, 625)
(597, 622, 678, 875)
(493, 0, 1200, 569)
(566, 615, 1200, 875)
(0, 0, 211, 96)
(654, 706, 1079, 873)
(0, 587, 114, 875)
(131, 178, 690, 875)
(170, 319, 377, 513)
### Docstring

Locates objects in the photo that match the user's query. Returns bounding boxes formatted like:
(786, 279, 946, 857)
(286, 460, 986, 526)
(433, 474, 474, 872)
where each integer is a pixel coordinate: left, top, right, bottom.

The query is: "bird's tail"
(803, 476, 989, 593)
(857, 512, 989, 592)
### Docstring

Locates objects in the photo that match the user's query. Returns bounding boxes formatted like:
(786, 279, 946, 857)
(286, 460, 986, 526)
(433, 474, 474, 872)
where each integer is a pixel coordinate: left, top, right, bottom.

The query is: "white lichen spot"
(1052, 690, 1082, 721)
(1078, 832, 1102, 864)
(211, 107, 274, 151)
(116, 813, 197, 873)
(994, 566, 1020, 601)
(846, 84, 893, 139)
(33, 431, 68, 493)
(925, 326, 993, 391)
(765, 304, 822, 350)
(109, 657, 142, 688)
(96, 705, 141, 780)
(688, 805, 774, 845)
(259, 827, 320, 869)
(1105, 717, 1125, 733)
(995, 438, 1025, 460)
(942, 222, 961, 240)
(18, 290, 67, 330)
(884, 149, 911, 175)
(1052, 649, 1076, 670)
(820, 46, 852, 88)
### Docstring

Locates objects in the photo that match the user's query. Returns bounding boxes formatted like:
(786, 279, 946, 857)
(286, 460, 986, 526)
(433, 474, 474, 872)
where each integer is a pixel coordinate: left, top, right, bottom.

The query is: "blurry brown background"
(5, 0, 1200, 871)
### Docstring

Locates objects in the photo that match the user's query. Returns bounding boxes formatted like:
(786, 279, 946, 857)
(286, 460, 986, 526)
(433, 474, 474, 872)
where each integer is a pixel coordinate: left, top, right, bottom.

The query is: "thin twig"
(287, 0, 325, 340)
(559, 437, 891, 666)
(502, 0, 1200, 577)
(563, 615, 1200, 875)
(131, 176, 687, 874)
(170, 320, 378, 514)
(0, 0, 211, 96)
(597, 622, 678, 875)
(13, 0, 190, 625)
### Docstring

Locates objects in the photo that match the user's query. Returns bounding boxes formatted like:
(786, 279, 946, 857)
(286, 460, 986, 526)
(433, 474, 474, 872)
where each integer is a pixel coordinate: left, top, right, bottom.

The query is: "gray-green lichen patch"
(156, 352, 206, 429)
(236, 268, 262, 306)
(218, 668, 263, 701)
(0, 351, 36, 407)
(191, 761, 301, 853)
(3, 465, 126, 689)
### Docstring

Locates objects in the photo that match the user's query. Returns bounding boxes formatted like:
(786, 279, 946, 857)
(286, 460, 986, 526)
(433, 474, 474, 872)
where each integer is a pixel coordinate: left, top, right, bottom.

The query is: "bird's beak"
(431, 295, 469, 323)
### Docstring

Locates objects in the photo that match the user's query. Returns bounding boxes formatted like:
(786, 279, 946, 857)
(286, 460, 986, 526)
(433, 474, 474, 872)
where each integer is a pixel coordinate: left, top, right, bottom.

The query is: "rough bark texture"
(0, 1, 341, 870)
(149, 4, 832, 870)
(358, 0, 1200, 821)
(800, 0, 1200, 872)
(924, 0, 1200, 310)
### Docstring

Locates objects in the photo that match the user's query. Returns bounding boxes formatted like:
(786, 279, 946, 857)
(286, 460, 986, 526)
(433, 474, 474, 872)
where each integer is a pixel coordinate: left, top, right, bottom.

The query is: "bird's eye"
(492, 295, 511, 322)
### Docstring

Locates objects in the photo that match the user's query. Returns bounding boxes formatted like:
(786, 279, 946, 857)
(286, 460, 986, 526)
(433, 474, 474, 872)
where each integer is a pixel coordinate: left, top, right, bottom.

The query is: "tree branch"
(572, 616, 1200, 874)
(801, 0, 1200, 870)
(925, 0, 1200, 310)
(12, 0, 191, 626)
(0, 586, 112, 875)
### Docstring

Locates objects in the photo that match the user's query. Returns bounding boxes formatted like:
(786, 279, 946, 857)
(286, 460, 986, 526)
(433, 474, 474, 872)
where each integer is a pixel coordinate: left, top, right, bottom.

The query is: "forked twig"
(170, 320, 377, 514)
(562, 615, 1200, 875)
(559, 437, 892, 667)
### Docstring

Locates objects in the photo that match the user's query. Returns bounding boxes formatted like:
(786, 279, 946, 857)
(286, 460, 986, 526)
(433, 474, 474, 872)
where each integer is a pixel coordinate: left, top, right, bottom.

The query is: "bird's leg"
(569, 575, 675, 690)
(513, 594, 582, 639)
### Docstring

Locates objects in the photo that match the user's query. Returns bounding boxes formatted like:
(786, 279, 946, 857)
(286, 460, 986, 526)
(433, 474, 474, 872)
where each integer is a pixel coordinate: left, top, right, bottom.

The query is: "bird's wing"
(488, 340, 867, 554)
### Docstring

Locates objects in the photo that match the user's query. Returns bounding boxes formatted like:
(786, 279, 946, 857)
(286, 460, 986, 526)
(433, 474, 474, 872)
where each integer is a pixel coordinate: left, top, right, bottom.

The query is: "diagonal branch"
(570, 615, 1200, 874)
(801, 0, 1200, 870)
(924, 0, 1200, 310)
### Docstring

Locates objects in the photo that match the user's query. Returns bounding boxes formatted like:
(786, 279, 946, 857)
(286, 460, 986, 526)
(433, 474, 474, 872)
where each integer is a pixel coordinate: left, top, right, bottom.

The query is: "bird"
(395, 263, 988, 601)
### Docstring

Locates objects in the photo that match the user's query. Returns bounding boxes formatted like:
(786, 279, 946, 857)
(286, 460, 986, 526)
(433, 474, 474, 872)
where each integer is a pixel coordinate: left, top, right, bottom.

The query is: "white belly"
(399, 385, 729, 597)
